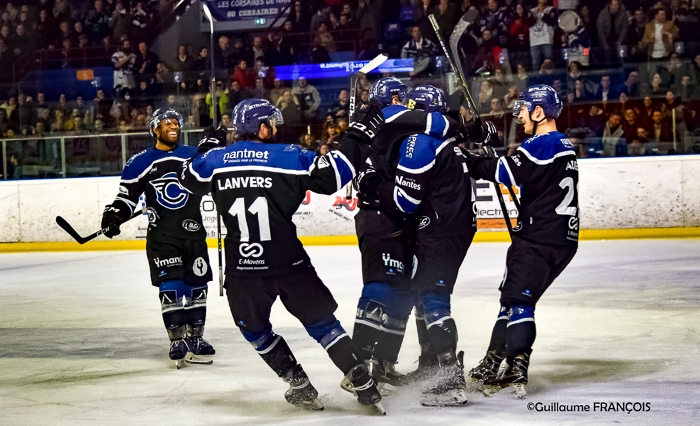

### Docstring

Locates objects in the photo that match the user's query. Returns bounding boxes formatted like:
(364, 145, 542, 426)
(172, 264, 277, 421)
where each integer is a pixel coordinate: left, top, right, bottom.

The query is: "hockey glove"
(352, 165, 382, 196)
(348, 98, 385, 144)
(197, 125, 228, 154)
(480, 121, 499, 146)
(101, 202, 131, 238)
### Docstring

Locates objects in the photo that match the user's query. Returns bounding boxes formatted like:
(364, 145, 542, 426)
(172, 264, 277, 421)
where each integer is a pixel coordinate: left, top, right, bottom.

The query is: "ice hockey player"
(178, 98, 387, 414)
(463, 84, 579, 397)
(100, 108, 220, 368)
(355, 85, 476, 407)
(350, 77, 465, 389)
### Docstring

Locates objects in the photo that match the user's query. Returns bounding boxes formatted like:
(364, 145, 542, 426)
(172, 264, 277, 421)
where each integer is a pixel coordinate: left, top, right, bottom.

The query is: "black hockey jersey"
(369, 104, 460, 182)
(112, 144, 206, 240)
(375, 133, 476, 237)
(468, 131, 579, 246)
(179, 137, 371, 276)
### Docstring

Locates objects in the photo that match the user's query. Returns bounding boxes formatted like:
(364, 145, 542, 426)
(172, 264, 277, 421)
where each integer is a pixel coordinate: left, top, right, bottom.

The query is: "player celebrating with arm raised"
(356, 85, 476, 407)
(464, 84, 579, 397)
(349, 78, 465, 388)
(101, 108, 220, 368)
(178, 98, 387, 414)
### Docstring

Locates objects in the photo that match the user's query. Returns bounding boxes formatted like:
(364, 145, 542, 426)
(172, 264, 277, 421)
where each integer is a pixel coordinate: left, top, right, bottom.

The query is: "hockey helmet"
(513, 84, 563, 120)
(368, 77, 408, 107)
(149, 108, 184, 137)
(405, 85, 448, 113)
(231, 98, 284, 137)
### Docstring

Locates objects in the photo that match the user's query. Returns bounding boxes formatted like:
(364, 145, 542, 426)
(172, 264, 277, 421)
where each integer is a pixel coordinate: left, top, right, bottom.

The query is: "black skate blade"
(295, 398, 324, 411)
(373, 401, 387, 415)
(175, 359, 185, 369)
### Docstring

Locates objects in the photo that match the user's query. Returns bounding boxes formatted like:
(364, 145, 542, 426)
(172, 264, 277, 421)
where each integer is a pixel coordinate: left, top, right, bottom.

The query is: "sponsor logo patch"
(239, 243, 264, 258)
(418, 216, 430, 230)
(193, 257, 208, 277)
(182, 219, 201, 232)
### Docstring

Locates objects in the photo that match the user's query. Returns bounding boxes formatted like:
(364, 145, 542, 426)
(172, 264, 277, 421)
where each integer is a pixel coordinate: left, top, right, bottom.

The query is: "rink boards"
(1, 155, 700, 248)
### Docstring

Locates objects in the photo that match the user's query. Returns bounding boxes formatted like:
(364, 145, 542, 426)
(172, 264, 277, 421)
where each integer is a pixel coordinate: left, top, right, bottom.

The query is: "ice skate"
(420, 350, 468, 407)
(368, 358, 406, 392)
(468, 350, 505, 384)
(482, 353, 529, 398)
(343, 364, 386, 415)
(169, 339, 187, 369)
(283, 365, 324, 411)
(184, 336, 215, 365)
(403, 352, 440, 385)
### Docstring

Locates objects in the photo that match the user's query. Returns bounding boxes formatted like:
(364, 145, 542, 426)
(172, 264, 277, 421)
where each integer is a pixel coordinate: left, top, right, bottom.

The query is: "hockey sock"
(184, 284, 208, 336)
(487, 306, 509, 355)
(505, 305, 536, 358)
(414, 304, 435, 356)
(159, 280, 188, 340)
(354, 282, 412, 362)
(421, 292, 458, 355)
(305, 316, 363, 374)
(241, 325, 297, 377)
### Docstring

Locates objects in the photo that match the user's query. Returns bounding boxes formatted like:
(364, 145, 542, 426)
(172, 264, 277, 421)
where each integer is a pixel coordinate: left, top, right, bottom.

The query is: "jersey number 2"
(555, 177, 578, 216)
(229, 197, 271, 242)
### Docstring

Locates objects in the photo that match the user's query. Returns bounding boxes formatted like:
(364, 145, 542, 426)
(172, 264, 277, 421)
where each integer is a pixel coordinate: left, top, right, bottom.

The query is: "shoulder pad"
(518, 132, 576, 165)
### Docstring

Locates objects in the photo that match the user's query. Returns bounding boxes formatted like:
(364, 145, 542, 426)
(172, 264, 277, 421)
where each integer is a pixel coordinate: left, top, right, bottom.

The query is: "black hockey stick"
(56, 208, 146, 244)
(429, 13, 519, 234)
(216, 213, 223, 296)
(346, 53, 389, 200)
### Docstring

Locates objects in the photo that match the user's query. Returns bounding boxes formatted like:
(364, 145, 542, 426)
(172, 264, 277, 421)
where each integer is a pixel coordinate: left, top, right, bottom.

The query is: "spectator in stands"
(52, 0, 71, 23)
(249, 36, 265, 65)
(536, 57, 557, 86)
(172, 44, 195, 77)
(299, 133, 315, 150)
(529, 0, 557, 71)
(134, 41, 159, 84)
(269, 78, 286, 106)
(328, 88, 350, 118)
(600, 110, 626, 156)
(402, 26, 437, 77)
(310, 4, 331, 33)
(154, 61, 177, 96)
(59, 37, 79, 69)
(112, 38, 136, 91)
(277, 20, 298, 63)
(94, 88, 112, 121)
(231, 59, 254, 91)
(676, 75, 699, 101)
(650, 109, 674, 146)
(585, 104, 607, 136)
(278, 88, 302, 141)
(596, 0, 628, 66)
(85, 0, 110, 43)
(252, 77, 268, 100)
(131, 2, 150, 42)
(433, 0, 457, 43)
(622, 108, 642, 142)
(645, 72, 668, 96)
(486, 97, 508, 144)
(321, 122, 341, 146)
(620, 70, 641, 97)
(226, 79, 245, 111)
(213, 35, 231, 80)
(314, 22, 337, 53)
(626, 8, 650, 63)
(659, 52, 685, 88)
(290, 0, 311, 32)
(11, 24, 33, 58)
(642, 8, 679, 63)
(594, 74, 620, 103)
(292, 76, 321, 124)
(194, 46, 210, 92)
(355, 0, 383, 56)
(474, 29, 498, 74)
(477, 80, 494, 114)
(50, 109, 67, 133)
(109, 1, 134, 44)
(571, 78, 593, 103)
(34, 9, 54, 49)
(508, 3, 531, 71)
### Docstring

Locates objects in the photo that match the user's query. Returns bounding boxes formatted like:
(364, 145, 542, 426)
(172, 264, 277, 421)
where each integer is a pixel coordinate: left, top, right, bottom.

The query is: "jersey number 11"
(229, 197, 271, 242)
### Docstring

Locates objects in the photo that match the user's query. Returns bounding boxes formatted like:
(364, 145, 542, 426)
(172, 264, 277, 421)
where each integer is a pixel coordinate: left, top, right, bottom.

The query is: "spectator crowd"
(3, 0, 700, 166)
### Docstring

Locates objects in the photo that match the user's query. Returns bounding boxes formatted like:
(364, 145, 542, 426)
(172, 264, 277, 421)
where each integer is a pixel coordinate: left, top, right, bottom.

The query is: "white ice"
(1, 239, 699, 425)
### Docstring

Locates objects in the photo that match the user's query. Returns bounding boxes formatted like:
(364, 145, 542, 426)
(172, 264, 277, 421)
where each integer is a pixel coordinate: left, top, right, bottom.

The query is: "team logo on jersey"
(568, 217, 579, 231)
(239, 243, 264, 258)
(418, 216, 430, 230)
(182, 219, 201, 232)
(193, 257, 208, 277)
(512, 222, 523, 232)
(150, 172, 190, 210)
(146, 207, 160, 224)
(332, 196, 358, 211)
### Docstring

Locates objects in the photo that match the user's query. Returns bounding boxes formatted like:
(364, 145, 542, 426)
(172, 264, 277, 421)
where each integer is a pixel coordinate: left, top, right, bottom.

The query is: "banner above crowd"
(274, 58, 415, 81)
(204, 0, 291, 22)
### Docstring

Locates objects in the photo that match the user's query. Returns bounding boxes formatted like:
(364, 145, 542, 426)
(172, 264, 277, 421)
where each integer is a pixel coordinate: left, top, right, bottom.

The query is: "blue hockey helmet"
(405, 85, 448, 113)
(231, 98, 284, 137)
(149, 107, 184, 137)
(513, 84, 563, 120)
(368, 77, 408, 107)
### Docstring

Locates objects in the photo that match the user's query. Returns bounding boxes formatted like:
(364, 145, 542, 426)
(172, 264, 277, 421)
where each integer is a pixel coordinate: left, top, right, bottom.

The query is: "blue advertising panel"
(274, 58, 415, 81)
(204, 0, 290, 21)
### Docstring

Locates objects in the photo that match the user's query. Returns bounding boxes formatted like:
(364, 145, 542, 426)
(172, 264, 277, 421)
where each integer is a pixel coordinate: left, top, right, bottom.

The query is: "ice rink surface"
(1, 239, 699, 425)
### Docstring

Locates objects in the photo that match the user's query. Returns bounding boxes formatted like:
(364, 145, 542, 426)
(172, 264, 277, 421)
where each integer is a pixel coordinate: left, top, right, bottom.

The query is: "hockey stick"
(346, 53, 389, 200)
(429, 13, 518, 234)
(56, 208, 146, 244)
(216, 213, 224, 296)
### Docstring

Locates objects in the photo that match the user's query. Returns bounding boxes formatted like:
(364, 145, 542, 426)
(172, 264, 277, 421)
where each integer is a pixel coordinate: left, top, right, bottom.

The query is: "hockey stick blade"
(359, 53, 389, 74)
(56, 216, 104, 244)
